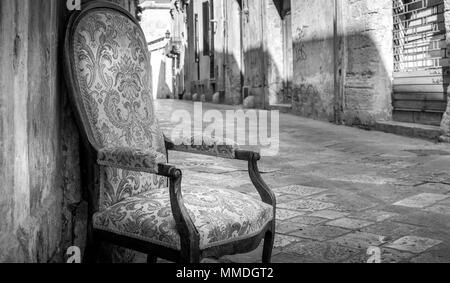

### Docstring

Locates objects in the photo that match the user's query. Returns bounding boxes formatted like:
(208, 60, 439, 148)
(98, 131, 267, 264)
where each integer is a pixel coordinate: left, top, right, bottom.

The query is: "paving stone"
(276, 216, 327, 234)
(411, 253, 450, 263)
(345, 248, 414, 263)
(271, 253, 308, 263)
(393, 193, 449, 208)
(272, 185, 327, 197)
(361, 222, 419, 241)
(274, 234, 305, 249)
(221, 244, 263, 263)
(276, 221, 307, 235)
(386, 236, 443, 254)
(410, 245, 450, 263)
(285, 242, 360, 263)
(330, 232, 388, 250)
(290, 225, 351, 241)
(279, 200, 335, 212)
(285, 216, 328, 226)
(423, 204, 450, 216)
(378, 248, 415, 263)
(392, 211, 450, 231)
(326, 218, 374, 230)
(310, 210, 350, 220)
(308, 193, 378, 212)
(276, 194, 303, 204)
(350, 210, 399, 222)
(276, 209, 305, 221)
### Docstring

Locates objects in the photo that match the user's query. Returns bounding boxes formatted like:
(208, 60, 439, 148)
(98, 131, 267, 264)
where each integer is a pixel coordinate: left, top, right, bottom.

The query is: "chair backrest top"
(64, 1, 165, 154)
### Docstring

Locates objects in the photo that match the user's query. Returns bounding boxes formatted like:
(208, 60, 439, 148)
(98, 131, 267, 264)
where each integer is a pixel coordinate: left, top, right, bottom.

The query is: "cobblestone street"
(156, 100, 450, 263)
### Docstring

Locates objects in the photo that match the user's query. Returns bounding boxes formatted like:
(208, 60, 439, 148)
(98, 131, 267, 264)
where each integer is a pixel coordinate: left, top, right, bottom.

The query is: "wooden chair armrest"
(164, 135, 238, 159)
(235, 150, 277, 208)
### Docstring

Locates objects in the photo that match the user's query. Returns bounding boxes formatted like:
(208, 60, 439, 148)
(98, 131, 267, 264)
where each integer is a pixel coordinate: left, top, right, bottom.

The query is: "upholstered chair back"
(65, 4, 167, 210)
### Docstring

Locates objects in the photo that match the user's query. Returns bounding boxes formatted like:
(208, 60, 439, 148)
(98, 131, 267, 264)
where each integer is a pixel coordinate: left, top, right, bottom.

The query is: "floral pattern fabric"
(172, 136, 239, 159)
(93, 187, 274, 250)
(72, 9, 167, 208)
(98, 147, 166, 174)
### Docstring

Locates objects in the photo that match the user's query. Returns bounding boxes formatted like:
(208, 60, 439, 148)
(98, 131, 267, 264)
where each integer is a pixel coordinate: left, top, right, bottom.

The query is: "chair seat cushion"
(93, 187, 273, 250)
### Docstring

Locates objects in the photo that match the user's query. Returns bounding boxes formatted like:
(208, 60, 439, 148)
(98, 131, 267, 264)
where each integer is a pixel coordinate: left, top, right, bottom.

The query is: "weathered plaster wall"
(265, 1, 284, 106)
(291, 0, 335, 122)
(0, 0, 76, 263)
(223, 0, 244, 105)
(290, 0, 393, 125)
(0, 0, 138, 263)
(342, 0, 393, 126)
(242, 0, 266, 107)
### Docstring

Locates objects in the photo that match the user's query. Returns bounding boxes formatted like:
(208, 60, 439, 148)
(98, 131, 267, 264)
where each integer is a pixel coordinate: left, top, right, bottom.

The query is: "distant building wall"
(182, 0, 450, 133)
(342, 0, 394, 126)
(291, 0, 336, 122)
(141, 1, 174, 99)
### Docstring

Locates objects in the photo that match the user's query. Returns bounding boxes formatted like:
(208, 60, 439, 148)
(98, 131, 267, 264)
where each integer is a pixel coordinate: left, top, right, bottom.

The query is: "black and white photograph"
(1, 0, 450, 269)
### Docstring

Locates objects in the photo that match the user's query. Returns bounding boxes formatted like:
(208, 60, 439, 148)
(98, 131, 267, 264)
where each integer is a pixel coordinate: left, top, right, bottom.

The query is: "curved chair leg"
(147, 255, 158, 264)
(262, 227, 275, 264)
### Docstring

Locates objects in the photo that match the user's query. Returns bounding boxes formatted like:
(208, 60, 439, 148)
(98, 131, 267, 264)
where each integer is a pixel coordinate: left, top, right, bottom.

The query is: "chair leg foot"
(262, 230, 274, 264)
(147, 255, 158, 264)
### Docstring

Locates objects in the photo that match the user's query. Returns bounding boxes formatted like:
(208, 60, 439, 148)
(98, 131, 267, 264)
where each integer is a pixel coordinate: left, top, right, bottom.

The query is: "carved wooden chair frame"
(63, 0, 276, 263)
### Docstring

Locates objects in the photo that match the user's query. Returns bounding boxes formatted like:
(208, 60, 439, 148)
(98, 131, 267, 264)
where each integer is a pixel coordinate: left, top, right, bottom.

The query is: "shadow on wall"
(156, 59, 173, 99)
(187, 48, 283, 109)
(291, 31, 394, 126)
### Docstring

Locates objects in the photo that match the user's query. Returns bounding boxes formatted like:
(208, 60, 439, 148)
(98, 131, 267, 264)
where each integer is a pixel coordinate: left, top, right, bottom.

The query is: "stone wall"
(242, 0, 266, 108)
(342, 0, 393, 126)
(291, 0, 335, 122)
(289, 0, 393, 125)
(265, 1, 284, 106)
(0, 0, 139, 263)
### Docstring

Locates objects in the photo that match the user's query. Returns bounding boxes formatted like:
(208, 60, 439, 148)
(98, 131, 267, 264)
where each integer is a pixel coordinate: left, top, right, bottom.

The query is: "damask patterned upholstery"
(72, 9, 167, 209)
(98, 147, 166, 174)
(93, 187, 274, 250)
(172, 135, 239, 159)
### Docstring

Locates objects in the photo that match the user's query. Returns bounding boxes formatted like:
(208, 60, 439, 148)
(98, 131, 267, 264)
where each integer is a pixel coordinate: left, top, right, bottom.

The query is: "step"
(393, 109, 443, 126)
(374, 120, 443, 141)
(269, 104, 292, 113)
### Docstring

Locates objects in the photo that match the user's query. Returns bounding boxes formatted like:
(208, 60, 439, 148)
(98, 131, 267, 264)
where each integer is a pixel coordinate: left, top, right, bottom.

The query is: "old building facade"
(140, 0, 189, 99)
(182, 0, 450, 139)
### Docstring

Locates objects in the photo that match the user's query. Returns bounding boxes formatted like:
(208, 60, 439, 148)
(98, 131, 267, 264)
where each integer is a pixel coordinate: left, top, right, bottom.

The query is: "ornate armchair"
(63, 1, 276, 263)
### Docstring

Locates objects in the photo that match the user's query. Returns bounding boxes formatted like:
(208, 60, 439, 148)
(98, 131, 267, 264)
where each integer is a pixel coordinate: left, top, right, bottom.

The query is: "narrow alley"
(157, 99, 450, 263)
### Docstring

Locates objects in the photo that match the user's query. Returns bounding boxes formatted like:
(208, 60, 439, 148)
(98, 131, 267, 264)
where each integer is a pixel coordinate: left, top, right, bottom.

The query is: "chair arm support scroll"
(235, 150, 277, 209)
